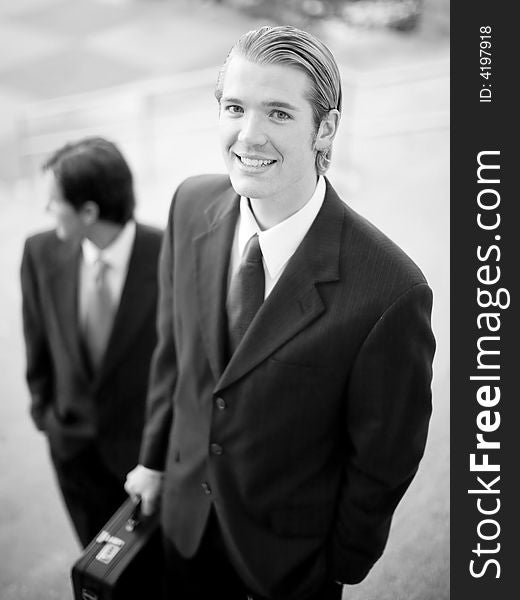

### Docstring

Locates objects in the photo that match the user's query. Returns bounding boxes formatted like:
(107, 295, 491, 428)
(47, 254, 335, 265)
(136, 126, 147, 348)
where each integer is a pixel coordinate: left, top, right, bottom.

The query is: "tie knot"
(243, 234, 262, 265)
(93, 257, 109, 284)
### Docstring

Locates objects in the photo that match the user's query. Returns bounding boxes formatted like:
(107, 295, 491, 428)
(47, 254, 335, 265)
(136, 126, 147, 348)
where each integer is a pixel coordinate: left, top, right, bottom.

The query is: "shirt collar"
(238, 176, 326, 279)
(81, 220, 136, 270)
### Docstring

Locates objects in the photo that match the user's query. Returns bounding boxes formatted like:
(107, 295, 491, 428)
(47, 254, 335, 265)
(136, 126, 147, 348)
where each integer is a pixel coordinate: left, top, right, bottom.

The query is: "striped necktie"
(227, 234, 265, 355)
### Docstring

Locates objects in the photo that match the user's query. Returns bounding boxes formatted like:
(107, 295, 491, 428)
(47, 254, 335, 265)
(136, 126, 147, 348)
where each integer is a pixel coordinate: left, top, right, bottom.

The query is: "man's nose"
(237, 114, 267, 146)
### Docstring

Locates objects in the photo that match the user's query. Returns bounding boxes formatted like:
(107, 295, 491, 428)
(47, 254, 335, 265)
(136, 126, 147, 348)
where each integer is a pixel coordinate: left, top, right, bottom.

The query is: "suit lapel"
(47, 240, 89, 379)
(98, 225, 156, 383)
(194, 186, 240, 381)
(215, 180, 344, 393)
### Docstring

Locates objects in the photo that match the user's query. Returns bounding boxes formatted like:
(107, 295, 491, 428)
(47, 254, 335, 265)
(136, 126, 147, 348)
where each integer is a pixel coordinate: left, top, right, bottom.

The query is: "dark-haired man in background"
(21, 137, 163, 547)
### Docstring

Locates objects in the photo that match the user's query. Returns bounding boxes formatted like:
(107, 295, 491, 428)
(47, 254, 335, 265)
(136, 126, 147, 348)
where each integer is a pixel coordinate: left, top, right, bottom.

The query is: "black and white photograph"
(0, 1, 453, 599)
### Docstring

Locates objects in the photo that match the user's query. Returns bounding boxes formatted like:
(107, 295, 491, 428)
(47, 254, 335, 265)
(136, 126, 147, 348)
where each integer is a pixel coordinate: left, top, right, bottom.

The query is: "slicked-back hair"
(43, 137, 135, 224)
(215, 25, 342, 174)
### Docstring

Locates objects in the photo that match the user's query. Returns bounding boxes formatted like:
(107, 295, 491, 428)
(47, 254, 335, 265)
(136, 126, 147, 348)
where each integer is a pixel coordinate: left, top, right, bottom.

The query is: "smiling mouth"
(235, 154, 276, 168)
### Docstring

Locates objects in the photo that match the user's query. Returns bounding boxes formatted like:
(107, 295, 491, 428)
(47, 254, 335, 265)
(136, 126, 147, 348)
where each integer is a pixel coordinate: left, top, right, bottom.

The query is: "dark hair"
(215, 26, 342, 174)
(43, 137, 135, 224)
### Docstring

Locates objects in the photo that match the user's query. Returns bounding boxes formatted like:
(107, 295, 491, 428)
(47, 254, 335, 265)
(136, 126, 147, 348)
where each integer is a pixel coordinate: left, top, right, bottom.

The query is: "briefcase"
(71, 498, 163, 600)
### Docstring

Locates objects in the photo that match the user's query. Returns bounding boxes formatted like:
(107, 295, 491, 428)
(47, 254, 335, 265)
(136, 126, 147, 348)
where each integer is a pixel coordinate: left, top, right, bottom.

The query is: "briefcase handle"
(125, 498, 143, 532)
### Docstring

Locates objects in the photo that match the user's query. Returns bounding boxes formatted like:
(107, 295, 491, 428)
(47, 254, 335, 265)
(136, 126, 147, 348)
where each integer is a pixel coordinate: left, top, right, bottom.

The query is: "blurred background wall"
(0, 1, 449, 598)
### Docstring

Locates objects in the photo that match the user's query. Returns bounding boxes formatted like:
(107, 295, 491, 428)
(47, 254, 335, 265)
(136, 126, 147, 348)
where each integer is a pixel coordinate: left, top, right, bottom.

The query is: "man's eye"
(271, 110, 290, 121)
(225, 105, 243, 115)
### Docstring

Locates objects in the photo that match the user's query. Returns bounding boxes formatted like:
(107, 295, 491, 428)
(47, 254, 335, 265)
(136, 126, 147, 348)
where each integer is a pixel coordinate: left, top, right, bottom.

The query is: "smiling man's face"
(218, 55, 319, 210)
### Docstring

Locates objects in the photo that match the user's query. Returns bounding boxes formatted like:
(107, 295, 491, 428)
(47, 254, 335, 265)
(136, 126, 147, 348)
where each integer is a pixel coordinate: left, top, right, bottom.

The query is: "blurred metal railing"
(15, 57, 449, 181)
(15, 67, 218, 180)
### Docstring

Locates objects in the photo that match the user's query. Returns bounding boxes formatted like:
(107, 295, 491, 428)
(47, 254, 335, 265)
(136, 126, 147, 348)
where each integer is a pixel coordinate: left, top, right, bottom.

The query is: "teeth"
(239, 156, 274, 167)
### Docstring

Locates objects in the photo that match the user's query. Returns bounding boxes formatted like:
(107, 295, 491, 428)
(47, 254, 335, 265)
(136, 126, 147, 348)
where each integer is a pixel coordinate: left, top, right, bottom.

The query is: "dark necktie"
(227, 234, 265, 355)
(83, 258, 115, 371)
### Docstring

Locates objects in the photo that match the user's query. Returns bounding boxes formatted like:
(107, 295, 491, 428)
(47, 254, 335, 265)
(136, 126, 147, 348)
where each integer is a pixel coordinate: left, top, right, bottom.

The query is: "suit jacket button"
(215, 397, 226, 410)
(210, 443, 223, 456)
(201, 481, 211, 495)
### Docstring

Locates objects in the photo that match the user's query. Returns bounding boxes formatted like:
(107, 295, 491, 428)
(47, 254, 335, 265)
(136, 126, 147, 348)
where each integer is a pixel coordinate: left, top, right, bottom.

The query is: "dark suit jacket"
(21, 224, 163, 480)
(140, 175, 435, 599)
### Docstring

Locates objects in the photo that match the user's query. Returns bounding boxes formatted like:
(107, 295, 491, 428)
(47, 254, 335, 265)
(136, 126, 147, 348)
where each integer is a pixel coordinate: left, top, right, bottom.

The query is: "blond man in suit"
(126, 27, 435, 600)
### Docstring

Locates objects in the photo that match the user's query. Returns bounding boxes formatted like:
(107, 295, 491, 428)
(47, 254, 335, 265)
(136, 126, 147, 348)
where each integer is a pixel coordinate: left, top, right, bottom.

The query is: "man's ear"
(79, 201, 100, 226)
(314, 109, 341, 152)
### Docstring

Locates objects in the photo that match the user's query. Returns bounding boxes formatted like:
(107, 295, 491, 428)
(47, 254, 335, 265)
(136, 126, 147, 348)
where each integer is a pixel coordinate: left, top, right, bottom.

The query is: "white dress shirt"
(227, 176, 326, 299)
(79, 220, 136, 329)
